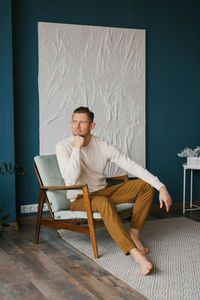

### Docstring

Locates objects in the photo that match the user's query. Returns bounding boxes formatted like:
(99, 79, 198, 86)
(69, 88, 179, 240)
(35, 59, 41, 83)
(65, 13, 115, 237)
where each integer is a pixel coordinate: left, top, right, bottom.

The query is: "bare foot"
(130, 228, 149, 255)
(130, 248, 153, 276)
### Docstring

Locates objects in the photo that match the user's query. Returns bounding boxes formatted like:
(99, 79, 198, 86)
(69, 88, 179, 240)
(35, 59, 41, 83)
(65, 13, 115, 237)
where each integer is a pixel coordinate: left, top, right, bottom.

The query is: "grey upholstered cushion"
(34, 154, 70, 212)
(54, 203, 134, 220)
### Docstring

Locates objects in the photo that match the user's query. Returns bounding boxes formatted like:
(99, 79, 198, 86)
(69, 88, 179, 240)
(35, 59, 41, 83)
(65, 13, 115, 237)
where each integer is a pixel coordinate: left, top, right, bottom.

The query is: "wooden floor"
(0, 206, 200, 300)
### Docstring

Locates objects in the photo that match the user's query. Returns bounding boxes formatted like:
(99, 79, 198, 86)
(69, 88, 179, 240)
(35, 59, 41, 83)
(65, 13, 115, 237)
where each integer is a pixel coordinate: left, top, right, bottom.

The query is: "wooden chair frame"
(34, 163, 131, 258)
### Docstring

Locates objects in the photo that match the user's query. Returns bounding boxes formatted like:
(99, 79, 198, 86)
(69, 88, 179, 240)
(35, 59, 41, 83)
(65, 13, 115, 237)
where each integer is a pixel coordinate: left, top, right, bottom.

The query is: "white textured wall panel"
(38, 22, 146, 175)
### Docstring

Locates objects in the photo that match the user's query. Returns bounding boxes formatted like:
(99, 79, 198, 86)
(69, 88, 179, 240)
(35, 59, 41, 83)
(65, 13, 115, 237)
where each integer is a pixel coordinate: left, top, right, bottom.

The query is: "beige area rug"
(58, 217, 200, 300)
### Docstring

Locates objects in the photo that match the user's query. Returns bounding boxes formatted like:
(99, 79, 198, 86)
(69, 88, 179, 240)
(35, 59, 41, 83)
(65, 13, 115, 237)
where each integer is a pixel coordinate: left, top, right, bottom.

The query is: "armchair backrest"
(34, 154, 70, 212)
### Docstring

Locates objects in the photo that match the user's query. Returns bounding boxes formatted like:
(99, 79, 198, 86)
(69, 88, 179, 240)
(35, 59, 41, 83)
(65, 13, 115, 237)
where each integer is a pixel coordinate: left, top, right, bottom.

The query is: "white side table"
(183, 163, 200, 214)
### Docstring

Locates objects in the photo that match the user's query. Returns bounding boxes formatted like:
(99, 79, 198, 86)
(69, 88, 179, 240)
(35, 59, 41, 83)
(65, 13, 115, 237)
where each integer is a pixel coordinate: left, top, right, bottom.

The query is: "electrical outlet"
(20, 203, 49, 214)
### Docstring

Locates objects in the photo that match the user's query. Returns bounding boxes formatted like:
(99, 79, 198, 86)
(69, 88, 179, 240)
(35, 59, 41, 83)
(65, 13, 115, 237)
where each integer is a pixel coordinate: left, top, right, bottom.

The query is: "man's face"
(71, 113, 95, 137)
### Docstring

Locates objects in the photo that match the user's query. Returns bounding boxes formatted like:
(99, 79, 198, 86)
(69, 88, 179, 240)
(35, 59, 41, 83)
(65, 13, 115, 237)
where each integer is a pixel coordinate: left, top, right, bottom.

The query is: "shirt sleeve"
(106, 143, 164, 191)
(56, 141, 81, 186)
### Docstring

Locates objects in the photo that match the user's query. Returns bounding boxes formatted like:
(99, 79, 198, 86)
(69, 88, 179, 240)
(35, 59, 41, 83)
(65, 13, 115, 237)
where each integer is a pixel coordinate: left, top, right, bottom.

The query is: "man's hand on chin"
(159, 185, 172, 212)
(72, 136, 84, 148)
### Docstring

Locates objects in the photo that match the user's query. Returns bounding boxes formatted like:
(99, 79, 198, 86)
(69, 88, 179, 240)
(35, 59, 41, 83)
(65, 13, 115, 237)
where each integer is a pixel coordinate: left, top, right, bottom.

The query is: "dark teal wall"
(10, 0, 200, 218)
(0, 0, 15, 222)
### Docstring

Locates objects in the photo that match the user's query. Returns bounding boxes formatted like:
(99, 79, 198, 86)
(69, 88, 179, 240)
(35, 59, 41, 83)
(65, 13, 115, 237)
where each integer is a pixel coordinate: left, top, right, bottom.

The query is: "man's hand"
(72, 136, 84, 149)
(159, 186, 172, 212)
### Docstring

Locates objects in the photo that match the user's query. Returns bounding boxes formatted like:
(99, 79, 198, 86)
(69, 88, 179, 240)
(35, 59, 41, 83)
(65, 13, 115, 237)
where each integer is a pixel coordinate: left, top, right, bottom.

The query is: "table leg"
(183, 168, 186, 214)
(190, 169, 193, 208)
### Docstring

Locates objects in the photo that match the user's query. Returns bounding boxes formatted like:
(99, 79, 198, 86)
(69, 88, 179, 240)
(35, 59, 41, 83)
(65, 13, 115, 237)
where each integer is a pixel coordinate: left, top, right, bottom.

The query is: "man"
(56, 106, 172, 276)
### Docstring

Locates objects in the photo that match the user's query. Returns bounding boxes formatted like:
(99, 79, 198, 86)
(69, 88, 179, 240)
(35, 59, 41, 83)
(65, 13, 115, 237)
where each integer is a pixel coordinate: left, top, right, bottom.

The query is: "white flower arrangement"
(177, 146, 200, 158)
(178, 146, 200, 166)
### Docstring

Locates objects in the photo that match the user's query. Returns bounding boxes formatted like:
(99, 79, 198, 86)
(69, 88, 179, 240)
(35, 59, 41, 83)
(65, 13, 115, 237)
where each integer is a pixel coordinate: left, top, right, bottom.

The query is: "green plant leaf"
(0, 162, 28, 176)
(14, 164, 28, 176)
(0, 206, 5, 214)
(0, 166, 4, 175)
(3, 162, 8, 171)
(3, 162, 13, 174)
(2, 223, 10, 227)
(1, 214, 10, 221)
(0, 223, 5, 231)
(0, 229, 8, 235)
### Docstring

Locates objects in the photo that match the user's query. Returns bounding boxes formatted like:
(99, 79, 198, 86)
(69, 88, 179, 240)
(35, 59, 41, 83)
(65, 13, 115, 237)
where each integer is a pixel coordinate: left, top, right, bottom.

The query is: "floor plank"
(2, 207, 199, 300)
(0, 223, 147, 300)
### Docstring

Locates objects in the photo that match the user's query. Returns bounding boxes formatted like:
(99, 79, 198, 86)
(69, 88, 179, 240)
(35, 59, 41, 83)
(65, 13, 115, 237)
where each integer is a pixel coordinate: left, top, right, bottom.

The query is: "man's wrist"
(159, 185, 166, 192)
(73, 145, 81, 149)
(72, 146, 81, 151)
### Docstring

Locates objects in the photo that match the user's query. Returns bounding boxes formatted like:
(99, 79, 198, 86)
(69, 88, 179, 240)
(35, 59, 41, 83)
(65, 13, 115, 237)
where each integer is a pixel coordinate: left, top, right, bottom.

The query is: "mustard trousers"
(70, 179, 154, 255)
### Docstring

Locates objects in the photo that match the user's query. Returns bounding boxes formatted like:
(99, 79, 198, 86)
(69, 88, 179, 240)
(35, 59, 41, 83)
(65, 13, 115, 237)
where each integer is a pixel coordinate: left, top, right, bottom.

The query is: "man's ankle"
(130, 227, 140, 237)
(130, 247, 140, 256)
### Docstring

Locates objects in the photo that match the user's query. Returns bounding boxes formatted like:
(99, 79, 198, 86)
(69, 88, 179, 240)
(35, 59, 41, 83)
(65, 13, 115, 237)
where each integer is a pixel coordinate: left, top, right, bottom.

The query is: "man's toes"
(139, 247, 150, 255)
(141, 267, 151, 276)
(141, 264, 153, 276)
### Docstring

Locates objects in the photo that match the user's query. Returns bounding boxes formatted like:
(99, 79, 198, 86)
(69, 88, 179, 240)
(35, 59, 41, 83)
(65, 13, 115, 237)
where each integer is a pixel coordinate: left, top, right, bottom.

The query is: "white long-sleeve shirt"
(56, 135, 164, 201)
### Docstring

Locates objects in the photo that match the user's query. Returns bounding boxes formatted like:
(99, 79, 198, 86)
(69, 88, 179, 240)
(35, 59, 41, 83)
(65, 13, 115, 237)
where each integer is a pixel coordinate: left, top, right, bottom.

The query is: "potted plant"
(0, 163, 28, 234)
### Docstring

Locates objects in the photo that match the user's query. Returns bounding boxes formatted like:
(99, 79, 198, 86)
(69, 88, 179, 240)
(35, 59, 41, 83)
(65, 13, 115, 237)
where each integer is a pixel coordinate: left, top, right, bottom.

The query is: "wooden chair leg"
(82, 185, 99, 258)
(88, 217, 99, 258)
(35, 189, 45, 244)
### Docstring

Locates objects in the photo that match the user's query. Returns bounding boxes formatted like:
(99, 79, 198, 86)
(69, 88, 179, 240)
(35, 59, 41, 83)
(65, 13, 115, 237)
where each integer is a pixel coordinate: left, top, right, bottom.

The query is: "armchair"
(34, 154, 134, 258)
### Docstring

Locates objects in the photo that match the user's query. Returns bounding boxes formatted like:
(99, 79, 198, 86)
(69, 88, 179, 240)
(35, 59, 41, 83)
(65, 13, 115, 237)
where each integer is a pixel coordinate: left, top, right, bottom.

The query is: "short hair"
(73, 106, 94, 123)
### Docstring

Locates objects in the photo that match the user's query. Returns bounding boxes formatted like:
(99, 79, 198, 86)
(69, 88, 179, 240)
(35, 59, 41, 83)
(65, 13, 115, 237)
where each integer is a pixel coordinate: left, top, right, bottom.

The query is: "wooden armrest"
(106, 175, 128, 182)
(42, 184, 92, 213)
(41, 184, 86, 191)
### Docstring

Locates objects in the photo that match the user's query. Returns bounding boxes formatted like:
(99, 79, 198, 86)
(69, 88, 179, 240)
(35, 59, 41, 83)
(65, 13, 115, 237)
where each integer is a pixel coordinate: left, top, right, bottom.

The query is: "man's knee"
(128, 178, 153, 190)
(136, 179, 152, 189)
(142, 182, 154, 204)
(91, 196, 113, 213)
(134, 179, 154, 198)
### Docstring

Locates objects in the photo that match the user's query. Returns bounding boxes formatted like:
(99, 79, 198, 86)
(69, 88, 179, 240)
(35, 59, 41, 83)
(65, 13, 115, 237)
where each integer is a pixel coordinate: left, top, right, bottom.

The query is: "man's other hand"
(159, 186, 172, 212)
(72, 136, 84, 148)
